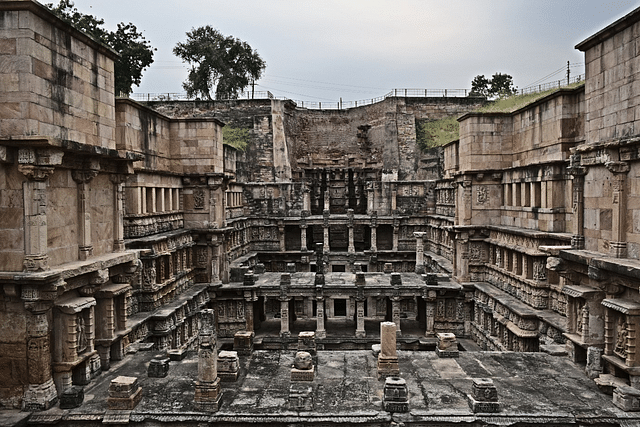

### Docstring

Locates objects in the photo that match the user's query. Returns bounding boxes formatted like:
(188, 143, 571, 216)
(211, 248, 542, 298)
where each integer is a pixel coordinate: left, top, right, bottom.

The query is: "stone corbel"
(18, 164, 55, 181)
(605, 161, 630, 175)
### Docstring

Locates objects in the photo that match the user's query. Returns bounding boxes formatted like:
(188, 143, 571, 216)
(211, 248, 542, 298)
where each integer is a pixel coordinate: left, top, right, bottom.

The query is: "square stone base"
(377, 356, 399, 379)
(167, 348, 188, 361)
(383, 400, 409, 412)
(107, 387, 142, 410)
(218, 371, 239, 382)
(194, 379, 222, 412)
(436, 347, 459, 358)
(289, 384, 313, 411)
(613, 386, 640, 411)
(291, 366, 315, 381)
(467, 394, 500, 413)
(59, 387, 84, 409)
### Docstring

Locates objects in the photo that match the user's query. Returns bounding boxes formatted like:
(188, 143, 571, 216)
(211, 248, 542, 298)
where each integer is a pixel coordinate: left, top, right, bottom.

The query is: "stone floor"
(11, 347, 640, 426)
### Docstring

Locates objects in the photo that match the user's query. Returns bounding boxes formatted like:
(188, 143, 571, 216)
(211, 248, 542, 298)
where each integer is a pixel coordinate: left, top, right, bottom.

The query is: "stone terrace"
(15, 349, 638, 426)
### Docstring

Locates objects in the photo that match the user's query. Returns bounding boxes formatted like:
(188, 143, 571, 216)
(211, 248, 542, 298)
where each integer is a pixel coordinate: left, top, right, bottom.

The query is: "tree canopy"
(46, 0, 154, 96)
(470, 73, 517, 99)
(173, 26, 266, 100)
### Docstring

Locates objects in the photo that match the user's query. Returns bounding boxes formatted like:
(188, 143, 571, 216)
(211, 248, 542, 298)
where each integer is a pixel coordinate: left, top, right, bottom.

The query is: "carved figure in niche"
(437, 300, 445, 318)
(193, 189, 205, 209)
(476, 185, 488, 204)
(76, 314, 87, 353)
(576, 304, 583, 333)
(614, 318, 628, 359)
(293, 351, 313, 370)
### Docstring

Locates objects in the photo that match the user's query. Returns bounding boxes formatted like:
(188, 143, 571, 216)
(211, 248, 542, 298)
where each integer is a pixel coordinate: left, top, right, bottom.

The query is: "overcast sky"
(65, 0, 639, 103)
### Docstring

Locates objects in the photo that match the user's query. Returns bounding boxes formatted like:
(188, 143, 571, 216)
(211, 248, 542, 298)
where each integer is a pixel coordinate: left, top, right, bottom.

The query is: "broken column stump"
(613, 386, 640, 411)
(377, 322, 400, 379)
(59, 386, 84, 409)
(233, 330, 254, 356)
(467, 378, 500, 413)
(291, 351, 315, 381)
(217, 350, 240, 382)
(148, 356, 170, 378)
(382, 377, 409, 412)
(436, 332, 459, 358)
(194, 309, 222, 412)
(107, 376, 142, 410)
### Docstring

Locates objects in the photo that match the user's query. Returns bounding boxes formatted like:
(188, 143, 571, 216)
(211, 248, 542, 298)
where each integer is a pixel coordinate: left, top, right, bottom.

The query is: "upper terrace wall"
(116, 99, 224, 175)
(0, 2, 118, 149)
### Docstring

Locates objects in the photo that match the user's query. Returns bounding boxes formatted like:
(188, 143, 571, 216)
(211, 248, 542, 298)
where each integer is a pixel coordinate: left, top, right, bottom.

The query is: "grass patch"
(416, 116, 459, 150)
(477, 81, 585, 114)
(223, 126, 250, 151)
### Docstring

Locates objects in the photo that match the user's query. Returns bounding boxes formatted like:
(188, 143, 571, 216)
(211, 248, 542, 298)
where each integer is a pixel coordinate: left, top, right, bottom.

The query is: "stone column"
(370, 226, 377, 252)
(315, 299, 326, 339)
(72, 168, 98, 261)
(324, 190, 330, 211)
(391, 297, 401, 336)
(244, 297, 255, 333)
(392, 219, 399, 252)
(194, 309, 222, 411)
(111, 174, 126, 252)
(377, 321, 399, 378)
(356, 299, 366, 338)
(367, 183, 375, 214)
(300, 224, 308, 251)
(424, 290, 436, 336)
(280, 273, 291, 339)
(414, 232, 426, 274)
(568, 155, 586, 249)
(22, 303, 58, 411)
(347, 209, 355, 253)
(279, 222, 286, 252)
(323, 210, 330, 253)
(303, 187, 311, 213)
(606, 161, 629, 258)
(19, 161, 55, 272)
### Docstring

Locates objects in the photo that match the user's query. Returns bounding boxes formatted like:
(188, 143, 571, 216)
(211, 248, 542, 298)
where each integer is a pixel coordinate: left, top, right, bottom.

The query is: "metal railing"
(127, 90, 274, 102)
(517, 74, 584, 96)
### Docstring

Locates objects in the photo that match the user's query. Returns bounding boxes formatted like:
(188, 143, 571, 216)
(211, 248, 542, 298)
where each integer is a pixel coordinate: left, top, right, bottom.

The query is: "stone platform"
(14, 349, 635, 426)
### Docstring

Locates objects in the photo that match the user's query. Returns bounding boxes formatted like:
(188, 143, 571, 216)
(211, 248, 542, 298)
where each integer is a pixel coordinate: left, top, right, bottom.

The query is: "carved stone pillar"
(303, 187, 311, 213)
(23, 304, 57, 411)
(355, 299, 366, 338)
(392, 219, 399, 252)
(315, 298, 326, 339)
(568, 155, 586, 249)
(244, 295, 256, 333)
(414, 232, 426, 274)
(194, 309, 222, 411)
(111, 174, 126, 252)
(19, 163, 55, 272)
(323, 210, 330, 253)
(300, 224, 308, 251)
(324, 190, 330, 211)
(391, 298, 401, 336)
(424, 291, 436, 336)
(280, 273, 291, 339)
(367, 183, 375, 214)
(606, 161, 629, 258)
(347, 209, 355, 254)
(72, 166, 99, 260)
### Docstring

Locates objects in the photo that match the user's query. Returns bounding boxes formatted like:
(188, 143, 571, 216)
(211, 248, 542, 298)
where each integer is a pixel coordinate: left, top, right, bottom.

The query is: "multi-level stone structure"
(2, 1, 640, 424)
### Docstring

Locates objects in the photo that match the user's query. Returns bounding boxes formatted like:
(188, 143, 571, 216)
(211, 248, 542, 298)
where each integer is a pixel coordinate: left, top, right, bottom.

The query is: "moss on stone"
(223, 126, 250, 151)
(416, 116, 460, 150)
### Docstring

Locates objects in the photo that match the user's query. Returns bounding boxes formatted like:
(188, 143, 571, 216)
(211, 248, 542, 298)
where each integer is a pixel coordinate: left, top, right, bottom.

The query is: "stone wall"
(0, 2, 118, 149)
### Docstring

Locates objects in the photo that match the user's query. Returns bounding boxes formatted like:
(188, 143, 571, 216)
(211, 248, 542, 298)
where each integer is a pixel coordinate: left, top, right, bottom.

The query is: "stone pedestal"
(378, 322, 399, 378)
(218, 350, 240, 382)
(585, 346, 603, 379)
(59, 386, 84, 409)
(382, 377, 409, 412)
(234, 330, 254, 356)
(148, 357, 170, 378)
(436, 332, 459, 358)
(467, 378, 500, 413)
(289, 384, 314, 410)
(22, 378, 58, 411)
(291, 351, 314, 381)
(613, 386, 640, 411)
(107, 376, 142, 410)
(194, 378, 222, 412)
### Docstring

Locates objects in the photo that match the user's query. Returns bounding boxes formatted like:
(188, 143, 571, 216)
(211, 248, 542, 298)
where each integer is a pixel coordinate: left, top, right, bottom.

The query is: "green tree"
(173, 26, 266, 100)
(469, 72, 517, 99)
(46, 0, 154, 95)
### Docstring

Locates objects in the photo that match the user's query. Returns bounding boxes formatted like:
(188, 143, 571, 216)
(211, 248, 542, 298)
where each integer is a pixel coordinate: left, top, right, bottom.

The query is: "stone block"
(468, 378, 500, 413)
(217, 350, 239, 382)
(194, 378, 222, 412)
(383, 376, 409, 412)
(377, 355, 400, 379)
(59, 386, 84, 409)
(585, 346, 603, 379)
(613, 386, 640, 411)
(297, 331, 316, 356)
(436, 332, 459, 358)
(167, 348, 188, 361)
(291, 365, 315, 381)
(147, 357, 170, 378)
(289, 384, 313, 410)
(108, 376, 139, 399)
(234, 330, 254, 356)
(107, 387, 142, 410)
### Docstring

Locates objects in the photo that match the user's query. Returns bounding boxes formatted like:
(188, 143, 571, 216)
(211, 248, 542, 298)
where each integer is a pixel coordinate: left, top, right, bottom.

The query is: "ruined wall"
(0, 2, 118, 149)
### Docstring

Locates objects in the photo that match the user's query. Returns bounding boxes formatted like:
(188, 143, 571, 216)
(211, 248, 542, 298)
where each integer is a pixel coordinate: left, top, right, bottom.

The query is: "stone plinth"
(234, 330, 254, 356)
(148, 357, 170, 378)
(218, 351, 239, 382)
(378, 322, 399, 378)
(167, 348, 188, 361)
(613, 386, 640, 411)
(298, 331, 317, 356)
(468, 378, 500, 413)
(291, 351, 314, 381)
(436, 332, 459, 358)
(289, 384, 313, 410)
(107, 376, 142, 410)
(383, 377, 409, 412)
(59, 386, 84, 409)
(194, 378, 222, 412)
